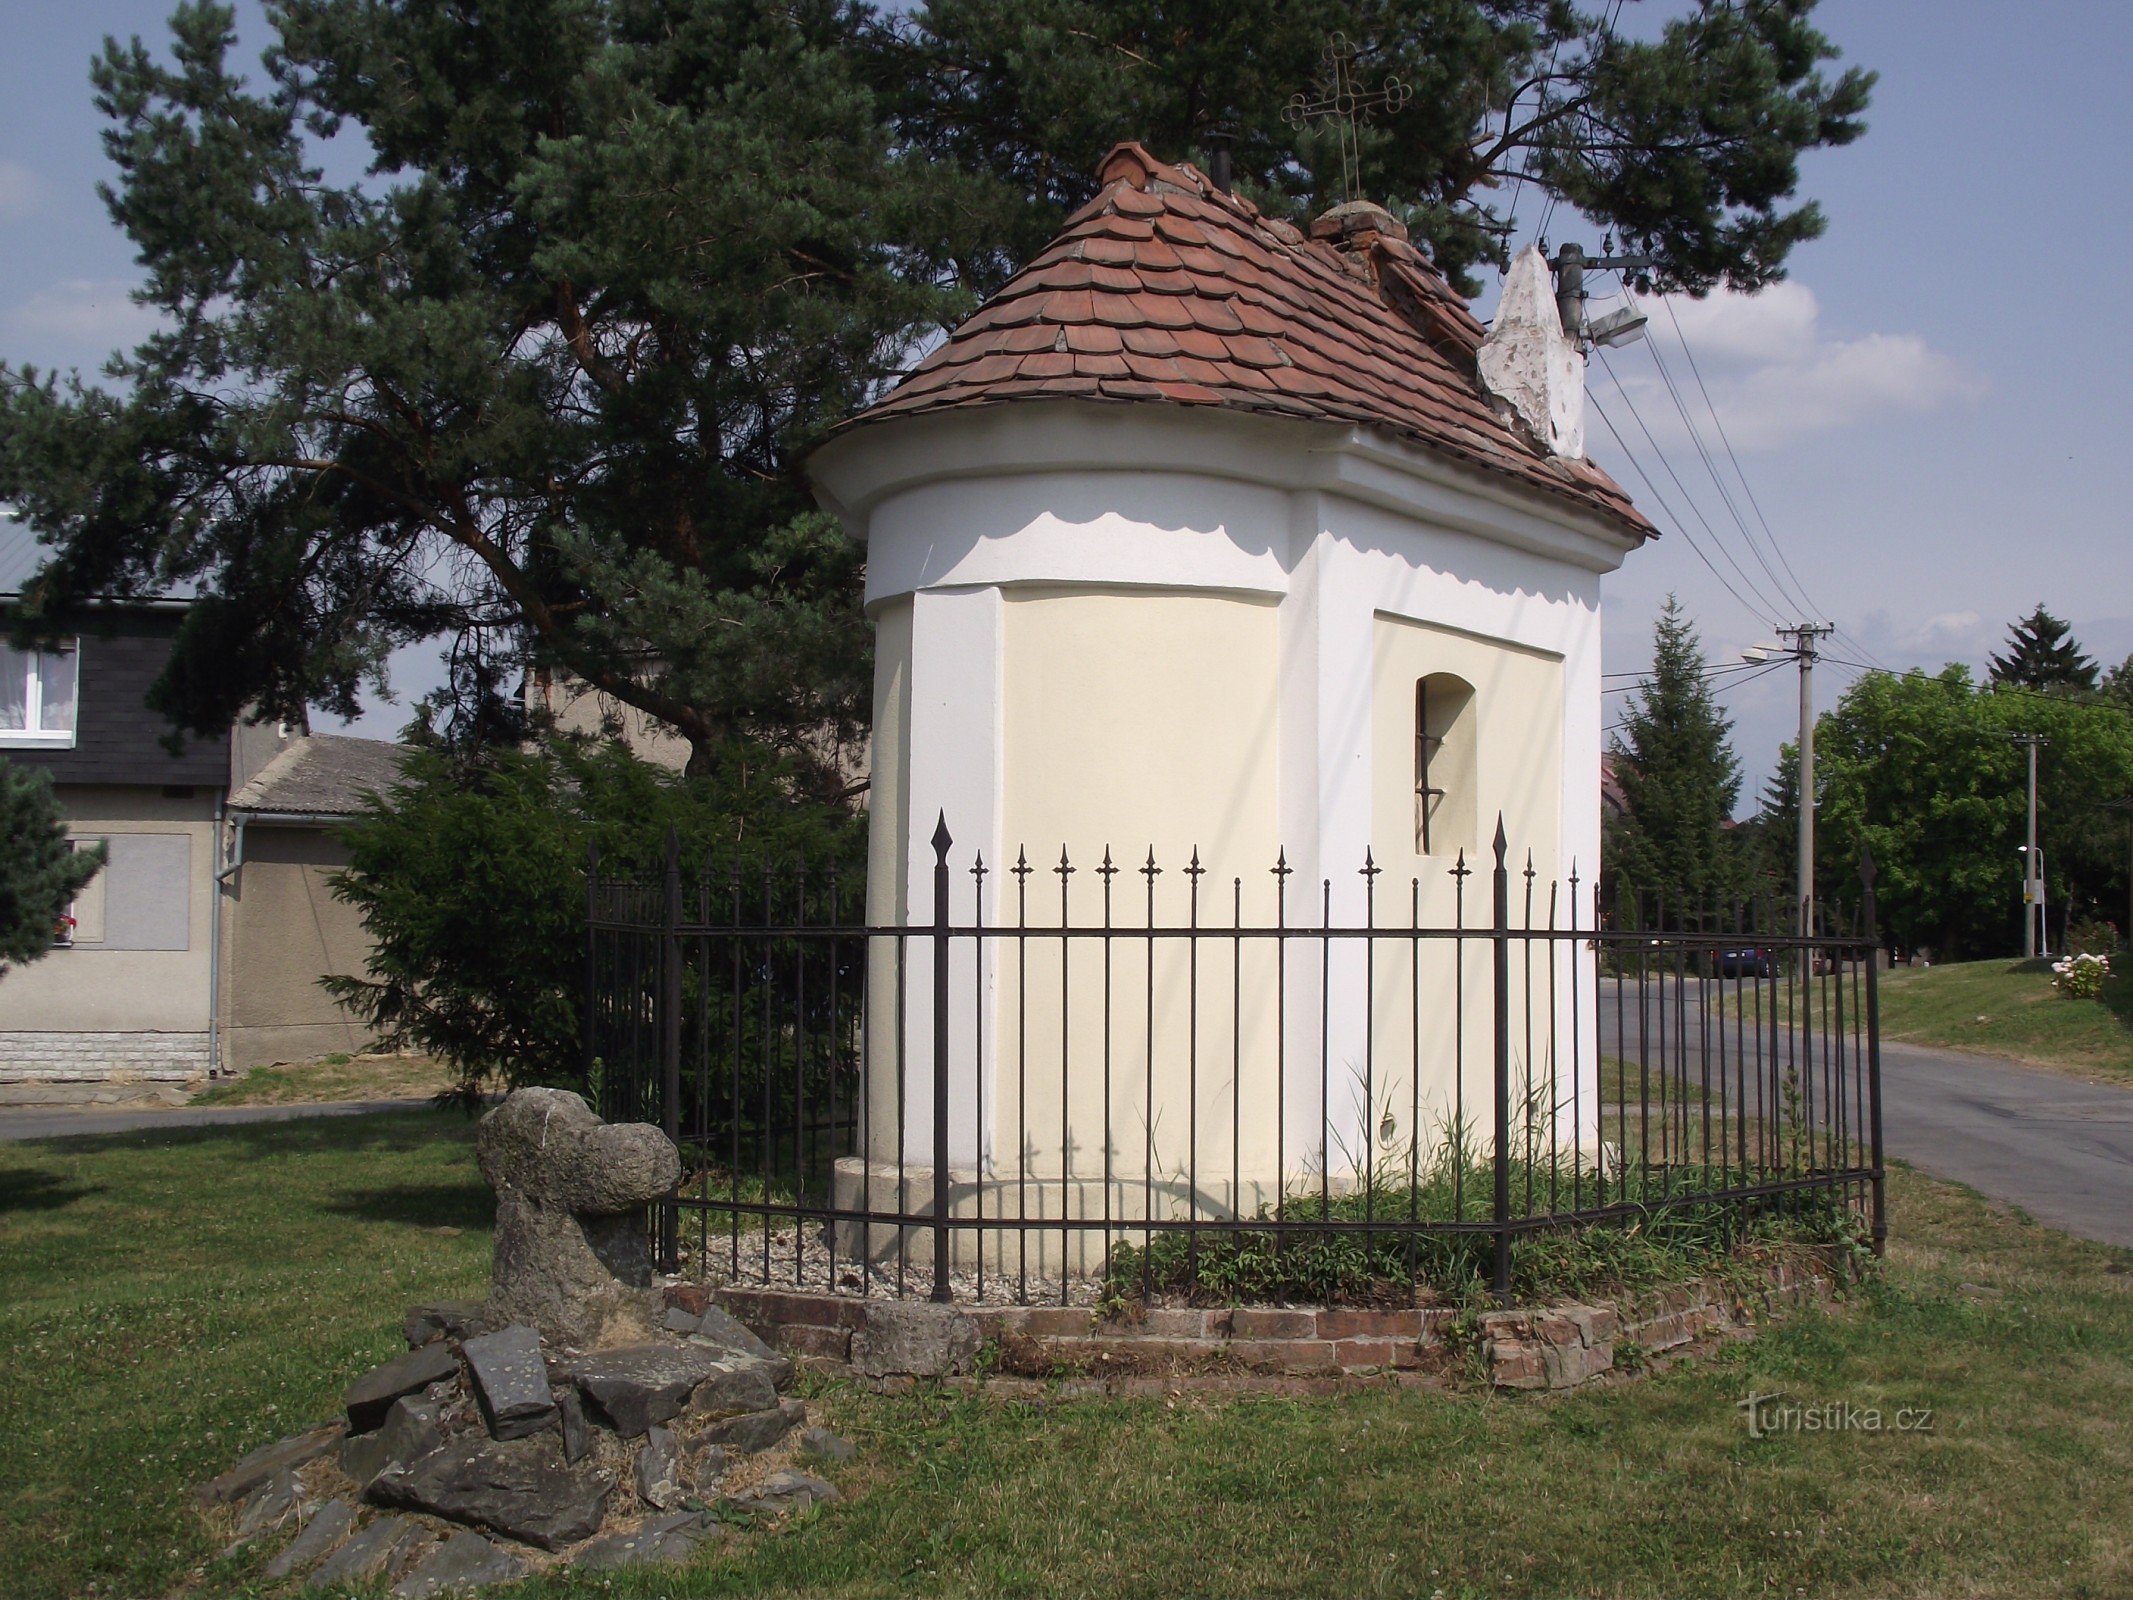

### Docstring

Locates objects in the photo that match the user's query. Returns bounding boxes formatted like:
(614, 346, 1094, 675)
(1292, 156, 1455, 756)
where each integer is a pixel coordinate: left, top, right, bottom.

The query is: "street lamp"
(2017, 844, 2049, 958)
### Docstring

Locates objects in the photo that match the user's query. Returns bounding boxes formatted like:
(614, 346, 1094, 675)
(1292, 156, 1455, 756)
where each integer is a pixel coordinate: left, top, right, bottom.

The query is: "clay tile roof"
(850, 142, 1651, 540)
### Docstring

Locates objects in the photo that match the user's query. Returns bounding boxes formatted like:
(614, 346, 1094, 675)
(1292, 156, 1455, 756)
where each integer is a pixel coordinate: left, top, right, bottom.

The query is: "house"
(0, 518, 402, 1104)
(806, 145, 1650, 1243)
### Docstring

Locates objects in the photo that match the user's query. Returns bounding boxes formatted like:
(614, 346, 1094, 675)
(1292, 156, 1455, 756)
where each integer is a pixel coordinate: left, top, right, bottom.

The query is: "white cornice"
(808, 401, 1645, 577)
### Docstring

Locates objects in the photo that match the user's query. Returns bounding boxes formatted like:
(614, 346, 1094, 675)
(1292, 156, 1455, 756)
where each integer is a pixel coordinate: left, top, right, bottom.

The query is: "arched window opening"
(1414, 673, 1476, 855)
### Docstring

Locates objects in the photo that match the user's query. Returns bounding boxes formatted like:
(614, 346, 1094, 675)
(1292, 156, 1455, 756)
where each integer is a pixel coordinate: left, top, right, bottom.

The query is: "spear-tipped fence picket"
(584, 818, 1885, 1307)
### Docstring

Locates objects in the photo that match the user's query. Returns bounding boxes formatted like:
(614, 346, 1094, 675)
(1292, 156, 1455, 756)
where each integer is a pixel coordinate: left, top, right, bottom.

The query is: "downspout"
(208, 794, 226, 1077)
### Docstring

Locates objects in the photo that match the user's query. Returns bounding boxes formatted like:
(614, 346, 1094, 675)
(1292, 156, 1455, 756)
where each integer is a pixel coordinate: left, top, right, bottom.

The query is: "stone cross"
(477, 1087, 681, 1349)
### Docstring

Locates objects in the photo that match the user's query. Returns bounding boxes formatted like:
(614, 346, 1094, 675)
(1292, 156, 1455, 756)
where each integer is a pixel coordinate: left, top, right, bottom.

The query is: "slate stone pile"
(195, 1088, 854, 1595)
(203, 1295, 851, 1595)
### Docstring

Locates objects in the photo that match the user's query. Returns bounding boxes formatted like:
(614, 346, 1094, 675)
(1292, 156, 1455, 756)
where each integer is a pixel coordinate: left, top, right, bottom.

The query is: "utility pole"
(2008, 732, 2049, 958)
(1775, 625, 1834, 937)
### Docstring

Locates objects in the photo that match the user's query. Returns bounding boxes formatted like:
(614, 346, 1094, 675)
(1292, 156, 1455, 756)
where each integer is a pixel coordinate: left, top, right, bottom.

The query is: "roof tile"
(843, 143, 1649, 539)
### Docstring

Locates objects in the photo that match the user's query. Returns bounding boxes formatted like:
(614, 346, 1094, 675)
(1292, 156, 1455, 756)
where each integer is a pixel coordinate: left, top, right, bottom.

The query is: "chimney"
(1203, 131, 1234, 194)
(1309, 200, 1409, 254)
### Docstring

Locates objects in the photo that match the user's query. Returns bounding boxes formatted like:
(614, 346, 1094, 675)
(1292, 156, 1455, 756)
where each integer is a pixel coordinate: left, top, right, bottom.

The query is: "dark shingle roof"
(847, 143, 1651, 540)
(229, 733, 407, 818)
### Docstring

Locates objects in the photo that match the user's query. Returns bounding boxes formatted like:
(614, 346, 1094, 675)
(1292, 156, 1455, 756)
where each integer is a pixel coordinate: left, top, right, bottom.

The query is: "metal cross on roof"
(1283, 33, 1412, 202)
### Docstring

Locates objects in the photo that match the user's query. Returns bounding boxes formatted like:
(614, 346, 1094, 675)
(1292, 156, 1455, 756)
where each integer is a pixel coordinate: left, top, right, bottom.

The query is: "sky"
(1, 1, 2127, 807)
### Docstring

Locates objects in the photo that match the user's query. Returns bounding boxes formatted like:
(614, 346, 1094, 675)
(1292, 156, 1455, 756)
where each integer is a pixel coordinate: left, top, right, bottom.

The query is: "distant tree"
(323, 736, 864, 1102)
(2101, 653, 2133, 711)
(0, 758, 104, 973)
(1814, 666, 2133, 959)
(1988, 605, 2098, 695)
(1605, 596, 1744, 921)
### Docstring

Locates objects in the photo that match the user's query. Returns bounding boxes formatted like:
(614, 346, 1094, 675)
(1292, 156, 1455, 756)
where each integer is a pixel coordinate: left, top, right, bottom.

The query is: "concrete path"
(1598, 978, 2133, 1251)
(0, 1097, 442, 1144)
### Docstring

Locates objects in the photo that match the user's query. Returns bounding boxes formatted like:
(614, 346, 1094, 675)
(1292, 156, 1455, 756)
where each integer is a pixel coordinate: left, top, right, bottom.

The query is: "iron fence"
(585, 819, 1884, 1307)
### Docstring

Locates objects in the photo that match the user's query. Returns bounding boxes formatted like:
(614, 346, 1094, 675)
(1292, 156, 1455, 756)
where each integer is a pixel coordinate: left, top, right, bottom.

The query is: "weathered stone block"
(557, 1388, 593, 1464)
(460, 1324, 557, 1440)
(306, 1514, 426, 1591)
(850, 1302, 981, 1377)
(567, 1342, 736, 1438)
(634, 1425, 684, 1510)
(573, 1510, 717, 1572)
(196, 1422, 345, 1507)
(801, 1427, 858, 1463)
(370, 1435, 614, 1551)
(404, 1301, 488, 1349)
(234, 1469, 303, 1538)
(390, 1531, 528, 1599)
(342, 1396, 444, 1495)
(690, 1398, 805, 1455)
(683, 1362, 780, 1424)
(264, 1498, 358, 1580)
(346, 1344, 459, 1433)
(693, 1304, 781, 1364)
(724, 1469, 840, 1516)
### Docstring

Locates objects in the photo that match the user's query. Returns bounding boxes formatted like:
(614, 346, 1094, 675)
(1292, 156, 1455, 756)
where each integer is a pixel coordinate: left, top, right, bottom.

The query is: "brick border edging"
(675, 1252, 1839, 1394)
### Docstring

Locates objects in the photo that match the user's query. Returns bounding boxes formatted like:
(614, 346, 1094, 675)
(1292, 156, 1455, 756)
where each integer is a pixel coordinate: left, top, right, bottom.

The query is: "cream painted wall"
(990, 588, 1283, 1197)
(220, 825, 377, 1069)
(1, 787, 215, 1033)
(1363, 614, 1566, 1157)
(815, 402, 1638, 1203)
(1369, 616, 1562, 887)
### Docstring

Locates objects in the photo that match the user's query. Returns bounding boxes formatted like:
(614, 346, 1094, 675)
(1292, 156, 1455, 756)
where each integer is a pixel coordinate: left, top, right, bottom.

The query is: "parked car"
(1714, 945, 1775, 978)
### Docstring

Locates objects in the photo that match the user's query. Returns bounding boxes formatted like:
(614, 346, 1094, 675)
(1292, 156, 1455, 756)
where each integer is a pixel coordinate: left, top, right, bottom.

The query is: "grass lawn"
(192, 1053, 459, 1107)
(5, 1113, 2133, 1599)
(1875, 958, 2133, 1080)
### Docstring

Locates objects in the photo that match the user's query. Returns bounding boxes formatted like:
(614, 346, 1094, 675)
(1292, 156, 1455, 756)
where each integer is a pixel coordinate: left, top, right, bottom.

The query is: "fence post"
(583, 841, 599, 1110)
(1491, 816, 1512, 1306)
(930, 813, 954, 1303)
(1860, 846, 1886, 1257)
(660, 826, 683, 1273)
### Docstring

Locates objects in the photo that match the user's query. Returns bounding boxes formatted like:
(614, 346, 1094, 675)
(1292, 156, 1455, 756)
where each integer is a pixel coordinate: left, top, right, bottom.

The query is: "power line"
(1654, 295, 1819, 620)
(1602, 655, 1793, 738)
(1588, 376, 1786, 627)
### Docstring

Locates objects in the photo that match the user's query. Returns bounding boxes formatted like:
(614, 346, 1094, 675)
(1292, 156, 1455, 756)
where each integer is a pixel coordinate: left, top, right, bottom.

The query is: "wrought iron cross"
(1283, 33, 1411, 202)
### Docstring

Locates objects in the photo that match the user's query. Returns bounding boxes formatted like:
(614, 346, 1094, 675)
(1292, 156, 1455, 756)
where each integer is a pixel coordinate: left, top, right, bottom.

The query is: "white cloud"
(1, 278, 165, 368)
(1595, 282, 1985, 452)
(0, 160, 43, 219)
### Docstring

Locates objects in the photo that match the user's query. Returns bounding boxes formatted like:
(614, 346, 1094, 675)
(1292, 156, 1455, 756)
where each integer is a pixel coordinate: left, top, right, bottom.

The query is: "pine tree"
(0, 758, 105, 973)
(1604, 597, 1744, 923)
(883, 0, 1874, 296)
(1989, 606, 2098, 694)
(0, 1, 1874, 773)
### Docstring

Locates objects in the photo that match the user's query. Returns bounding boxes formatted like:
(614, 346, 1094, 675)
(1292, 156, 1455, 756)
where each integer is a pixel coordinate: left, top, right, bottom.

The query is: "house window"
(0, 639, 79, 748)
(1414, 673, 1476, 855)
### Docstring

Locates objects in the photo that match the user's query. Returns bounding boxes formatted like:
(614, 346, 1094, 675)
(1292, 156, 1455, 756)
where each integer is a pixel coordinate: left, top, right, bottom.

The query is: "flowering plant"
(2052, 951, 2111, 1000)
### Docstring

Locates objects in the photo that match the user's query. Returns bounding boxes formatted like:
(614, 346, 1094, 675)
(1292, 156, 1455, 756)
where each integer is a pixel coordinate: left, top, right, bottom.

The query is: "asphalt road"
(0, 1096, 441, 1143)
(1600, 978, 2133, 1251)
